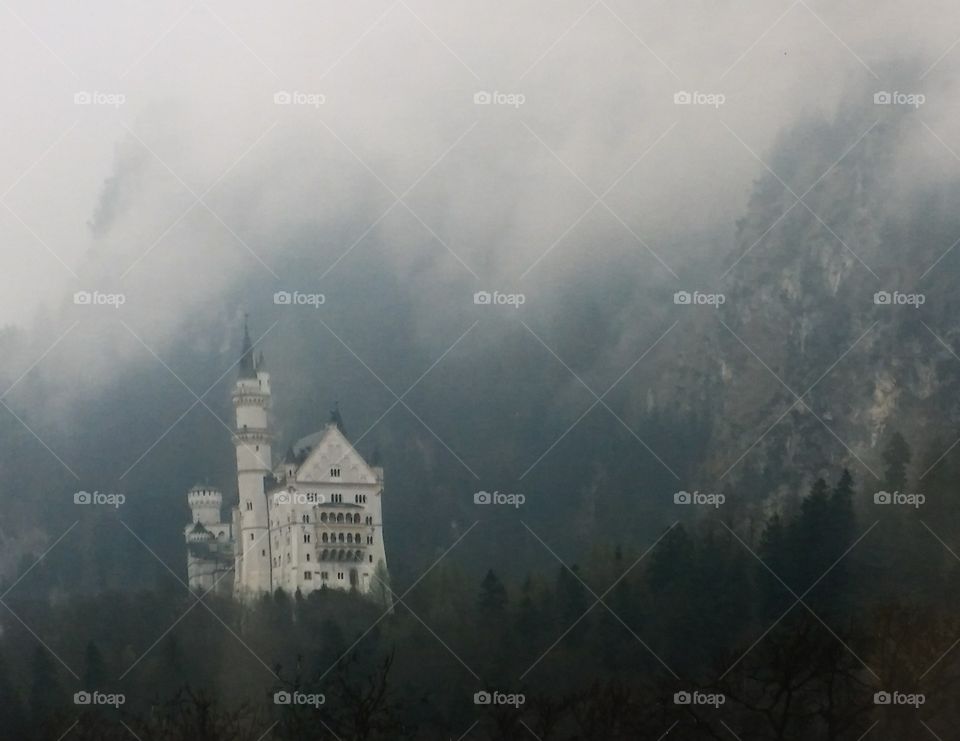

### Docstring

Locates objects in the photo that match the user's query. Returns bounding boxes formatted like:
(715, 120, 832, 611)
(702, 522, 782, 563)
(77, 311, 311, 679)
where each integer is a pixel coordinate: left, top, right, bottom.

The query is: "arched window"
(338, 532, 345, 543)
(355, 532, 361, 542)
(321, 532, 328, 543)
(346, 533, 353, 544)
(320, 512, 328, 523)
(336, 513, 344, 523)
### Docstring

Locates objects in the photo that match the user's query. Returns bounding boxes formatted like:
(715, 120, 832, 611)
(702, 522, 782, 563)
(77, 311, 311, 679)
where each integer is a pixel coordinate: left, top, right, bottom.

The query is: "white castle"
(184, 321, 390, 602)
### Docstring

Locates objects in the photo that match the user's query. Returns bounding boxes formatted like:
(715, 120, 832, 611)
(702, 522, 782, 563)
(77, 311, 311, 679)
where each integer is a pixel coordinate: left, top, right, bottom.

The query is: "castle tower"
(188, 484, 222, 525)
(184, 484, 233, 594)
(232, 319, 273, 598)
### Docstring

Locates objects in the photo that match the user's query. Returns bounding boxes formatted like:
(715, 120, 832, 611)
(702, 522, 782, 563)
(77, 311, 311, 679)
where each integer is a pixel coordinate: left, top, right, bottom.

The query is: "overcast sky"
(1, 0, 958, 336)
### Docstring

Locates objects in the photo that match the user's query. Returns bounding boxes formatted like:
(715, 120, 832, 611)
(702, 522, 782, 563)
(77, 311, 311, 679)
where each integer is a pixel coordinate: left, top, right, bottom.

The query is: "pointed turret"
(329, 402, 346, 437)
(238, 315, 256, 379)
(232, 313, 273, 598)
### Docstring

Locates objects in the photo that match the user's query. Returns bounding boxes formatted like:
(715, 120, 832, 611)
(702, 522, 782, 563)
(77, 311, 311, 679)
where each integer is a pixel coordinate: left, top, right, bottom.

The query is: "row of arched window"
(321, 532, 363, 544)
(319, 549, 364, 562)
(319, 512, 362, 524)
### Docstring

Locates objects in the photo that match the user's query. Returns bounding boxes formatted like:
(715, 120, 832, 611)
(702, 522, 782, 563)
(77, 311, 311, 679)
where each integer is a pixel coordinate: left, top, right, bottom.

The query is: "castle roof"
(291, 423, 379, 484)
(292, 405, 350, 458)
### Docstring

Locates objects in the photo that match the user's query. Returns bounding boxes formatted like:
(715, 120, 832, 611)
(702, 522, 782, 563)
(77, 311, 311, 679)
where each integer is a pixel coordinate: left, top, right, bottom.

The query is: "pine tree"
(882, 431, 911, 492)
(793, 478, 831, 590)
(28, 646, 64, 735)
(477, 569, 507, 616)
(647, 524, 693, 592)
(0, 653, 27, 739)
(81, 641, 107, 689)
(370, 560, 393, 611)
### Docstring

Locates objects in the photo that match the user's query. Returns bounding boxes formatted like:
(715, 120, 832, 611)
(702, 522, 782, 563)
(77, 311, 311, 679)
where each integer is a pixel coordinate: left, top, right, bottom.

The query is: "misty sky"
(1, 0, 958, 340)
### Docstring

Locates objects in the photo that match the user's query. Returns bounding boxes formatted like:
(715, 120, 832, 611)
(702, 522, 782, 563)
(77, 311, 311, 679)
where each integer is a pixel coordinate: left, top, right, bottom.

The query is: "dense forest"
(1, 432, 957, 739)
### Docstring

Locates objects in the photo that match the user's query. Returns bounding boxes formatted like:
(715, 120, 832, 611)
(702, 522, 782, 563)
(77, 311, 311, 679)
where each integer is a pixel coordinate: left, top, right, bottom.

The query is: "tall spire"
(330, 401, 346, 436)
(238, 314, 257, 379)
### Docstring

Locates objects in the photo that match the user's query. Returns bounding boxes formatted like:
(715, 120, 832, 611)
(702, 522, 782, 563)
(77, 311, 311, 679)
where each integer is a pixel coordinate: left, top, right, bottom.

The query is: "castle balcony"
(317, 546, 368, 563)
(317, 530, 368, 545)
(316, 512, 366, 526)
(232, 427, 272, 446)
(231, 386, 270, 406)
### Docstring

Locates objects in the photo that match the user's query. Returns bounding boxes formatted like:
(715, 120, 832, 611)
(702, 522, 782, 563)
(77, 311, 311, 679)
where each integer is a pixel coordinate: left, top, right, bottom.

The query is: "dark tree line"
(0, 433, 958, 738)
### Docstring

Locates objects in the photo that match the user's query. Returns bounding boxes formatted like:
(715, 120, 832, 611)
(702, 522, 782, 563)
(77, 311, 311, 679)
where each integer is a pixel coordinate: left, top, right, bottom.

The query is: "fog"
(3, 0, 960, 578)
